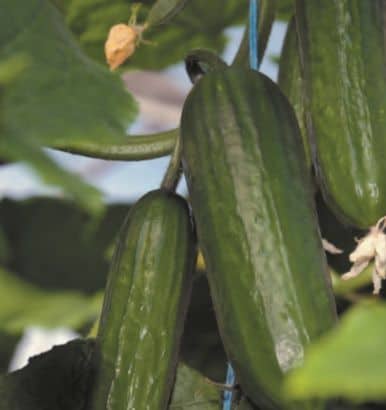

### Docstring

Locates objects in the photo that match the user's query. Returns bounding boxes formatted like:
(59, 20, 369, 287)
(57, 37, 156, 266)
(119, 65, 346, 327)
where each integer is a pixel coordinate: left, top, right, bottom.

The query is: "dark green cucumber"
(278, 17, 310, 167)
(295, 0, 386, 228)
(90, 189, 196, 410)
(181, 67, 336, 409)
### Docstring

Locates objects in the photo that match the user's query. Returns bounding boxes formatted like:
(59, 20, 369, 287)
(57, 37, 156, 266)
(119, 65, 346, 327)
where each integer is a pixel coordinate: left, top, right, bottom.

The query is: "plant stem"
(185, 49, 227, 84)
(161, 130, 182, 192)
(331, 265, 372, 297)
(49, 128, 177, 161)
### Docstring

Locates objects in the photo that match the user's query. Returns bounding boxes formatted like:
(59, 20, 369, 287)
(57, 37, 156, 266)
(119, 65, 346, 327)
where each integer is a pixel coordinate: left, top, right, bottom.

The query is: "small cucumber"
(90, 189, 196, 410)
(295, 0, 386, 228)
(181, 67, 336, 409)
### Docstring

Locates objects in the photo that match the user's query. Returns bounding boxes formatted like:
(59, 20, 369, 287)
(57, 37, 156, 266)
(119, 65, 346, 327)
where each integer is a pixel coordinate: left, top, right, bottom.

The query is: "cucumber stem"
(49, 128, 177, 161)
(161, 130, 182, 192)
(185, 49, 227, 84)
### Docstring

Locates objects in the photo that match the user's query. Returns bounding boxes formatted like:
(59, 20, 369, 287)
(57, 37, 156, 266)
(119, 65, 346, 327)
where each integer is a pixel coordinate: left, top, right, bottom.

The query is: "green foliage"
(0, 339, 95, 410)
(0, 56, 103, 213)
(0, 197, 129, 369)
(0, 0, 138, 212)
(65, 0, 249, 70)
(276, 0, 294, 21)
(0, 197, 129, 292)
(285, 302, 386, 404)
(146, 0, 188, 27)
(170, 363, 220, 409)
(0, 267, 102, 335)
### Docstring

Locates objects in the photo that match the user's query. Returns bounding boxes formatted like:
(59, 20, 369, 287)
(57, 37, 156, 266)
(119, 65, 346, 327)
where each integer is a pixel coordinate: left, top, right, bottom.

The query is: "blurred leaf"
(0, 0, 138, 213)
(146, 0, 188, 27)
(2, 136, 103, 214)
(0, 0, 137, 209)
(0, 332, 19, 373)
(0, 266, 103, 334)
(0, 197, 130, 293)
(276, 0, 293, 21)
(0, 57, 103, 214)
(0, 338, 95, 410)
(65, 0, 250, 70)
(0, 226, 10, 265)
(285, 302, 386, 403)
(0, 0, 137, 147)
(170, 362, 220, 409)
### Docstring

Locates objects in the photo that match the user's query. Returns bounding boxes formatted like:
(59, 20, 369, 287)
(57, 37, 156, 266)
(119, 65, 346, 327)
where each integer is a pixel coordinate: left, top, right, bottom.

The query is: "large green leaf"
(0, 56, 103, 213)
(0, 0, 138, 213)
(285, 302, 386, 403)
(146, 0, 188, 26)
(65, 0, 249, 70)
(0, 339, 95, 410)
(0, 266, 102, 335)
(2, 135, 103, 214)
(0, 197, 129, 293)
(0, 0, 137, 147)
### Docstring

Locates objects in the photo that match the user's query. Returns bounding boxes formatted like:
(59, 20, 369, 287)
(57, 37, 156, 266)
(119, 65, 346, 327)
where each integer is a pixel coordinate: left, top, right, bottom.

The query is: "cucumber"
(295, 0, 386, 228)
(180, 67, 336, 409)
(90, 189, 196, 410)
(278, 17, 310, 167)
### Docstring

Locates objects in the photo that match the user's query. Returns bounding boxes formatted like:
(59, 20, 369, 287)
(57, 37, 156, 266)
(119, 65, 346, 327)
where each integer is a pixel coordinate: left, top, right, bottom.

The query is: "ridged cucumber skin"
(181, 68, 336, 409)
(278, 17, 310, 168)
(90, 190, 196, 410)
(296, 0, 386, 228)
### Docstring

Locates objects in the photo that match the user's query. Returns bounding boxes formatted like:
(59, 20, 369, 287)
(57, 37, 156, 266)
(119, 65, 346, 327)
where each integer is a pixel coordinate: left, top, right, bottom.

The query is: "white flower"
(342, 216, 386, 294)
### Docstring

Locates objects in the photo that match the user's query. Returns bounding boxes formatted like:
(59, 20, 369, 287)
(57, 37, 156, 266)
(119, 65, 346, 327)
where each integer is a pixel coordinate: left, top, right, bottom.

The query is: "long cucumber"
(181, 67, 337, 409)
(295, 0, 386, 228)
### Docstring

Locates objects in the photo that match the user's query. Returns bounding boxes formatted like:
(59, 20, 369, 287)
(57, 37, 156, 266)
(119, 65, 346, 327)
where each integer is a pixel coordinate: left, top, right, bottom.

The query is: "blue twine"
(223, 362, 235, 410)
(222, 3, 259, 409)
(249, 0, 259, 70)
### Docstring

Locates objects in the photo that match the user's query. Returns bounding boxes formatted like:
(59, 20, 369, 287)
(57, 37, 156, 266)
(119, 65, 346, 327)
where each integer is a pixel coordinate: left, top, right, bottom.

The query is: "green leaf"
(0, 0, 137, 147)
(2, 135, 103, 214)
(0, 339, 95, 410)
(65, 0, 249, 70)
(276, 0, 294, 21)
(0, 266, 103, 334)
(170, 363, 221, 409)
(0, 2, 175, 197)
(0, 0, 139, 212)
(285, 302, 386, 403)
(0, 197, 130, 293)
(0, 56, 104, 214)
(0, 226, 10, 265)
(146, 0, 188, 27)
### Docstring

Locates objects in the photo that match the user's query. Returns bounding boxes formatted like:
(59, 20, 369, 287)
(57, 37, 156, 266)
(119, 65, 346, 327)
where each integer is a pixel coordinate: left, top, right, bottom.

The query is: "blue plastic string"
(222, 3, 259, 409)
(223, 362, 235, 410)
(249, 0, 259, 70)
